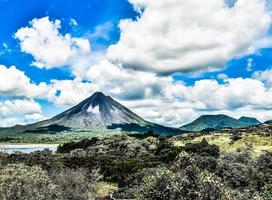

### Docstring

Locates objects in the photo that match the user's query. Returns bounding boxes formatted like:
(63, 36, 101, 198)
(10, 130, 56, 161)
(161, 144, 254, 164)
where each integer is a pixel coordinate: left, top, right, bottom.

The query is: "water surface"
(0, 144, 58, 154)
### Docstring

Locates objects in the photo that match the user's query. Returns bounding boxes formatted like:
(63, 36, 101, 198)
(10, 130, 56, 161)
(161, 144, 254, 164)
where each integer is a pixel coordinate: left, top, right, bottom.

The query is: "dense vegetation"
(0, 133, 271, 199)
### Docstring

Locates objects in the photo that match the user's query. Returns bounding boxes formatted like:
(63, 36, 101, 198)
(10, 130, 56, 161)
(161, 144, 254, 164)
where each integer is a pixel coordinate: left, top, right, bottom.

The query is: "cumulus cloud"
(0, 99, 42, 116)
(253, 68, 272, 86)
(10, 15, 272, 127)
(44, 60, 272, 126)
(108, 0, 272, 75)
(15, 17, 91, 69)
(69, 59, 272, 126)
(83, 60, 177, 100)
(0, 65, 55, 99)
(0, 118, 23, 127)
(179, 78, 272, 110)
(120, 76, 272, 126)
(1, 61, 272, 126)
(49, 78, 97, 106)
(25, 113, 46, 122)
(0, 99, 45, 127)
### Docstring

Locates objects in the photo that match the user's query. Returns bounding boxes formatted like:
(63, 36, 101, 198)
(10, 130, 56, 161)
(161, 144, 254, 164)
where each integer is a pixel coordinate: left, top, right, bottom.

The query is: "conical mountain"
(44, 92, 146, 128)
(15, 92, 180, 135)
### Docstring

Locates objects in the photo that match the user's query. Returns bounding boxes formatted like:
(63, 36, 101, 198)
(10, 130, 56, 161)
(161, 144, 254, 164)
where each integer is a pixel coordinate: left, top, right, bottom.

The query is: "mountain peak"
(238, 116, 260, 126)
(44, 92, 146, 129)
(87, 91, 108, 103)
(90, 91, 107, 98)
(199, 114, 228, 119)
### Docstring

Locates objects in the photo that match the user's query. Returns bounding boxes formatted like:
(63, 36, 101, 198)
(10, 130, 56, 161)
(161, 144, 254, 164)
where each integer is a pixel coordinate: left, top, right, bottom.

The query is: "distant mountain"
(243, 120, 272, 136)
(181, 114, 260, 132)
(3, 92, 180, 136)
(238, 117, 261, 127)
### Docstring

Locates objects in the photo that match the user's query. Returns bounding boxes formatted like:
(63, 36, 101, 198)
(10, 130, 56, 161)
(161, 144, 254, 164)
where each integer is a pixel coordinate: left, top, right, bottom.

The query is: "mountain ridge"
(181, 114, 261, 132)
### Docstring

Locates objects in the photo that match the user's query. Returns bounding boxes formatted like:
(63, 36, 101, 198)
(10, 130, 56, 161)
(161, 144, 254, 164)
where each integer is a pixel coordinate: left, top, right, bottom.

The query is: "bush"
(115, 165, 225, 200)
(229, 131, 242, 144)
(183, 139, 220, 158)
(217, 162, 251, 188)
(155, 138, 180, 163)
(114, 167, 176, 200)
(57, 138, 99, 153)
(194, 156, 218, 172)
(0, 164, 60, 200)
(50, 168, 101, 200)
(197, 171, 225, 200)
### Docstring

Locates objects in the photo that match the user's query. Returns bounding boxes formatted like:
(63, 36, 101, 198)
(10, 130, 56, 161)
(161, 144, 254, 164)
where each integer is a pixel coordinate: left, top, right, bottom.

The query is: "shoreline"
(0, 143, 59, 147)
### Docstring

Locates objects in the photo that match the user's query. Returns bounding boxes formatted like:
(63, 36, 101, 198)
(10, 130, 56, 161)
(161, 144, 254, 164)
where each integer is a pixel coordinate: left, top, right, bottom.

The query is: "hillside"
(181, 114, 260, 132)
(238, 116, 261, 126)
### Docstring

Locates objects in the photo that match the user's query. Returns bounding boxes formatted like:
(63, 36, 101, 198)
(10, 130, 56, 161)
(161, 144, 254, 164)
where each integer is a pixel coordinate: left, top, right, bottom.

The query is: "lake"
(0, 144, 59, 154)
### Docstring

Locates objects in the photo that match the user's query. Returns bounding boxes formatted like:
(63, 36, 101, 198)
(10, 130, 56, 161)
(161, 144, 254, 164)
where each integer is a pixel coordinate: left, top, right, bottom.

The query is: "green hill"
(181, 114, 260, 132)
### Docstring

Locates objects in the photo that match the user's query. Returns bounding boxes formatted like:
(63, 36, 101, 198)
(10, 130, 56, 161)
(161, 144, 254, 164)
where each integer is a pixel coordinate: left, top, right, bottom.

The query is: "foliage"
(229, 129, 243, 144)
(0, 164, 60, 200)
(57, 137, 99, 153)
(0, 134, 272, 199)
(183, 138, 220, 158)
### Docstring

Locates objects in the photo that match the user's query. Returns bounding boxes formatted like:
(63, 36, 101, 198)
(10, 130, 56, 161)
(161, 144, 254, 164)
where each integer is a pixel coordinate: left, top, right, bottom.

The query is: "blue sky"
(0, 0, 136, 82)
(0, 0, 272, 127)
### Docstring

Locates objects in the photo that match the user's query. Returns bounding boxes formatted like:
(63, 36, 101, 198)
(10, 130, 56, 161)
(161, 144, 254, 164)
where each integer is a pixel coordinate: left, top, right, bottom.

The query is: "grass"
(173, 134, 272, 157)
(1, 129, 272, 157)
(95, 182, 118, 197)
(0, 131, 123, 144)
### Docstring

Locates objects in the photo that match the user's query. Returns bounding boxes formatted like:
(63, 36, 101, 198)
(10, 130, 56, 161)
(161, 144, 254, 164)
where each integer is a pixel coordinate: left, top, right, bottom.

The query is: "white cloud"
(50, 78, 97, 106)
(70, 18, 78, 26)
(0, 65, 54, 99)
(0, 118, 23, 127)
(25, 113, 46, 122)
(108, 0, 272, 75)
(119, 98, 199, 127)
(217, 73, 229, 80)
(10, 15, 272, 127)
(247, 58, 254, 71)
(0, 99, 41, 116)
(15, 17, 91, 69)
(179, 78, 272, 111)
(87, 21, 114, 41)
(69, 60, 272, 126)
(253, 68, 272, 86)
(0, 99, 45, 127)
(1, 61, 271, 126)
(84, 60, 176, 100)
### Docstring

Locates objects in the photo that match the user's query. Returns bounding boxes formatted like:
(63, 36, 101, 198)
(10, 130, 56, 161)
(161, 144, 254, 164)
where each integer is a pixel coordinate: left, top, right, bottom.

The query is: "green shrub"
(0, 164, 60, 200)
(50, 168, 101, 200)
(183, 138, 220, 158)
(217, 162, 251, 188)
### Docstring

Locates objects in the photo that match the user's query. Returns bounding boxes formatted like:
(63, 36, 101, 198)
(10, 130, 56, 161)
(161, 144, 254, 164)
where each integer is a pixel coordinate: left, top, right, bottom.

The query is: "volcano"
(41, 92, 147, 129)
(11, 92, 180, 136)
